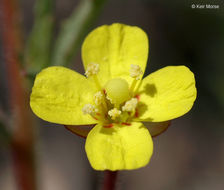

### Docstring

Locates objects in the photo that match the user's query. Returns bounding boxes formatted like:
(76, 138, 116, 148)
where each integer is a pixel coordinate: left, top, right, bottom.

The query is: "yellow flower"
(30, 23, 197, 171)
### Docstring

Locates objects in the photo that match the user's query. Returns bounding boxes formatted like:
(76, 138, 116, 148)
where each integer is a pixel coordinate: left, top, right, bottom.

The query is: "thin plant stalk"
(0, 0, 36, 189)
(102, 171, 118, 190)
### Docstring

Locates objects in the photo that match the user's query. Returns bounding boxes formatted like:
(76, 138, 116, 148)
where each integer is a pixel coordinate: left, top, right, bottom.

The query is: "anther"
(130, 64, 143, 80)
(122, 98, 138, 112)
(82, 104, 98, 116)
(93, 91, 103, 105)
(106, 95, 113, 104)
(108, 108, 121, 120)
(85, 63, 99, 77)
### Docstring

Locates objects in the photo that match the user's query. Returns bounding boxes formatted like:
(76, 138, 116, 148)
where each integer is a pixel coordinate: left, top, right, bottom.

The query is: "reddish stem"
(1, 0, 36, 190)
(102, 171, 118, 190)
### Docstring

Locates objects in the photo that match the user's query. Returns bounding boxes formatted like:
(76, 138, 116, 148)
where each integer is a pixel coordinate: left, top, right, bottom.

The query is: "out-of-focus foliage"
(52, 0, 106, 66)
(24, 0, 106, 76)
(24, 0, 54, 75)
(0, 124, 10, 145)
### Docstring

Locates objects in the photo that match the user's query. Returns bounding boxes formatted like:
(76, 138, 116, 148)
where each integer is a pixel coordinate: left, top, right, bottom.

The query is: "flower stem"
(102, 171, 118, 190)
(0, 0, 36, 190)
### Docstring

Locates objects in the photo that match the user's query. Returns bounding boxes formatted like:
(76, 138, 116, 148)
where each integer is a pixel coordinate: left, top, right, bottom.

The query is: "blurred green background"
(0, 0, 224, 189)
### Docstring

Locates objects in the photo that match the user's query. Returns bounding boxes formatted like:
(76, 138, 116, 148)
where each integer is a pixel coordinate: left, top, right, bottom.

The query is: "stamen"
(129, 79, 137, 92)
(93, 75, 102, 90)
(93, 91, 103, 105)
(108, 108, 121, 120)
(130, 64, 143, 80)
(82, 104, 98, 116)
(94, 91, 108, 113)
(106, 95, 113, 104)
(85, 62, 102, 90)
(85, 63, 99, 77)
(122, 98, 138, 112)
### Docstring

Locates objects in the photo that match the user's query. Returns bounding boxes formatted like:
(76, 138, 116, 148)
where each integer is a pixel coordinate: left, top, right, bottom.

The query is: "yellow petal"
(65, 125, 94, 138)
(143, 121, 171, 137)
(30, 66, 97, 125)
(85, 122, 153, 171)
(137, 66, 197, 122)
(82, 23, 148, 86)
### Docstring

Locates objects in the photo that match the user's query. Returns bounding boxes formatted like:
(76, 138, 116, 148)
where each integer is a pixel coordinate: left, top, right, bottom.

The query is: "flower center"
(83, 63, 143, 126)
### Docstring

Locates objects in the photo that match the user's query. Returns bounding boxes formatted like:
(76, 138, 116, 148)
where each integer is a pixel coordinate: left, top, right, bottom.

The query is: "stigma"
(105, 78, 130, 105)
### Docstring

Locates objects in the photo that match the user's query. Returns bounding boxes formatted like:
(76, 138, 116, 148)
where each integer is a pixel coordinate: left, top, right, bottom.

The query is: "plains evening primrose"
(30, 23, 197, 171)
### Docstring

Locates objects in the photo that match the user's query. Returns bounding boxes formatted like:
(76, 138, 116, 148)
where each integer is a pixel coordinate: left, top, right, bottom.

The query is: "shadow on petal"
(136, 83, 157, 120)
(137, 83, 157, 97)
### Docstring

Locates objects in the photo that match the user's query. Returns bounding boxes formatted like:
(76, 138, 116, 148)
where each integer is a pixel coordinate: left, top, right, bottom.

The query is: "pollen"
(85, 63, 99, 77)
(122, 98, 138, 112)
(108, 108, 121, 120)
(106, 95, 113, 104)
(130, 64, 143, 80)
(93, 91, 103, 105)
(82, 104, 98, 115)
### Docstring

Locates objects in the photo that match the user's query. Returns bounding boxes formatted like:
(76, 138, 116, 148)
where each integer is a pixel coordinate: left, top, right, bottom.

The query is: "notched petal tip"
(82, 23, 149, 86)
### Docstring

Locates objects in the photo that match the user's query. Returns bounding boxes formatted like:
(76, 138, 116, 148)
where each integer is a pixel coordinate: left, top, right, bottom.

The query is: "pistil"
(105, 78, 130, 105)
(82, 64, 144, 125)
